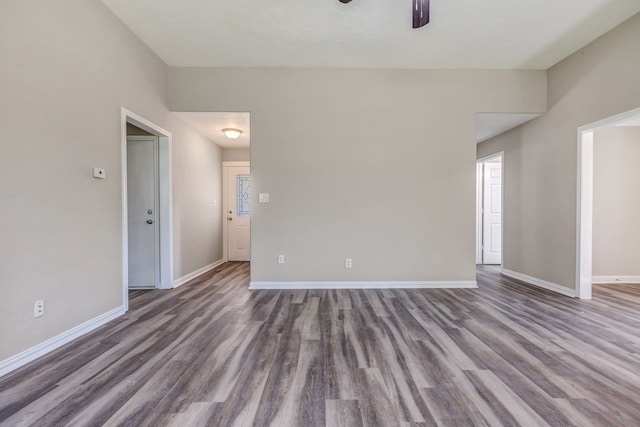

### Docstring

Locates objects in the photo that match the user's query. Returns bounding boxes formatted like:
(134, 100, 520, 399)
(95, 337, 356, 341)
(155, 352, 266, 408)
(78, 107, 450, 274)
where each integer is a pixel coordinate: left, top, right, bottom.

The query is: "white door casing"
(226, 165, 251, 261)
(121, 108, 173, 312)
(575, 108, 640, 300)
(127, 137, 159, 287)
(476, 163, 483, 264)
(482, 162, 502, 264)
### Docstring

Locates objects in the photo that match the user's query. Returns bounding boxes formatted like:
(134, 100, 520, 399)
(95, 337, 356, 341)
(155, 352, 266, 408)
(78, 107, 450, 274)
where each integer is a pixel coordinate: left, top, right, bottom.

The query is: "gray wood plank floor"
(1, 263, 640, 426)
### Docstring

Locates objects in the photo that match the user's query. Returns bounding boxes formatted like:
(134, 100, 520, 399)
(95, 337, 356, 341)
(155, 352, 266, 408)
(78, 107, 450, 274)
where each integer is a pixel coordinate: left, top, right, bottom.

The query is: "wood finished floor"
(1, 263, 640, 426)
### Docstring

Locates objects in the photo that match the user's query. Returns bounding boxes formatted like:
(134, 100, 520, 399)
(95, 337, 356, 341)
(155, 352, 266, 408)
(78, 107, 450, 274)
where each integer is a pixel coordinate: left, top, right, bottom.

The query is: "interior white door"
(227, 166, 251, 261)
(127, 137, 158, 288)
(482, 162, 502, 264)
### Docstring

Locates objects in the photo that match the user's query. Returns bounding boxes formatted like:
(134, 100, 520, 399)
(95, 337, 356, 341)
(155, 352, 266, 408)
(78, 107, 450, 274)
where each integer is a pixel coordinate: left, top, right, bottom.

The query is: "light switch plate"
(93, 168, 106, 179)
(259, 193, 270, 203)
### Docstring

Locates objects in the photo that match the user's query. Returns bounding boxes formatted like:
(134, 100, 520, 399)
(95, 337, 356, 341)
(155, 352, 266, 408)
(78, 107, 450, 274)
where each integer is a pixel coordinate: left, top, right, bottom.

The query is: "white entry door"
(482, 162, 502, 264)
(226, 165, 251, 261)
(127, 137, 158, 288)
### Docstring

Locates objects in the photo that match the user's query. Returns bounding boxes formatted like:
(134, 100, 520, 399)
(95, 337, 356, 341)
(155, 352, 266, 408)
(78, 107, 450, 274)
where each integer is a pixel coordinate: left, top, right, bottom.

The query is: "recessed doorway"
(121, 109, 173, 311)
(170, 111, 252, 265)
(476, 153, 503, 266)
(576, 106, 640, 299)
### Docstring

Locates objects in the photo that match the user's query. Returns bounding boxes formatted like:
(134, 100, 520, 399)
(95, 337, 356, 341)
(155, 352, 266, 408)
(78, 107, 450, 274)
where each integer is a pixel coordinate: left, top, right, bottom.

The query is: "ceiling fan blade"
(413, 0, 430, 28)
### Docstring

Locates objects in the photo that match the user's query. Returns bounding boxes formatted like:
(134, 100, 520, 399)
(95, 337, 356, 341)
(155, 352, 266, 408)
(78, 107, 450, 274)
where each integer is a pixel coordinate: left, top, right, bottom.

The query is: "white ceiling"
(102, 0, 640, 69)
(476, 113, 543, 143)
(173, 112, 250, 148)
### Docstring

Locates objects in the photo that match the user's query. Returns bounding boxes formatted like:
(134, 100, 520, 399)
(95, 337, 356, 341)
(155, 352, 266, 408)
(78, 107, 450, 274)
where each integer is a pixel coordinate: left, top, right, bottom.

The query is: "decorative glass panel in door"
(236, 174, 250, 217)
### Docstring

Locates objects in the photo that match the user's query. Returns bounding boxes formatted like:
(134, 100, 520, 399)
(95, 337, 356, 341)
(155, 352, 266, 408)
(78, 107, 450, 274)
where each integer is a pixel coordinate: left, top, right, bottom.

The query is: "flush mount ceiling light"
(222, 128, 243, 139)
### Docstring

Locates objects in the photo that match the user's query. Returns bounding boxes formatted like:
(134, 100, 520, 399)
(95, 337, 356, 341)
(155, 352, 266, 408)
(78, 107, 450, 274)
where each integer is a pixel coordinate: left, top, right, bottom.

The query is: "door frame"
(121, 108, 173, 311)
(222, 161, 250, 262)
(476, 152, 504, 266)
(576, 106, 640, 300)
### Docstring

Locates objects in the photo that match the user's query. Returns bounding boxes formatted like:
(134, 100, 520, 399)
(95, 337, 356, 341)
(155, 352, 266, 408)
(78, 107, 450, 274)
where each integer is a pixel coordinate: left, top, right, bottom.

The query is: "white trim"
(121, 111, 129, 310)
(173, 259, 225, 288)
(576, 107, 640, 300)
(0, 306, 125, 378)
(121, 108, 174, 312)
(577, 130, 594, 300)
(475, 162, 483, 264)
(592, 276, 640, 284)
(501, 269, 577, 298)
(158, 135, 173, 290)
(249, 280, 478, 290)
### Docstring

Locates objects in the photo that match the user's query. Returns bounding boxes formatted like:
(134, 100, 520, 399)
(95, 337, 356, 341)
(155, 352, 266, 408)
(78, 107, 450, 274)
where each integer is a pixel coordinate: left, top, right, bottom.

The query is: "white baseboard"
(249, 280, 477, 290)
(173, 259, 224, 288)
(0, 305, 125, 378)
(501, 268, 577, 298)
(592, 276, 640, 284)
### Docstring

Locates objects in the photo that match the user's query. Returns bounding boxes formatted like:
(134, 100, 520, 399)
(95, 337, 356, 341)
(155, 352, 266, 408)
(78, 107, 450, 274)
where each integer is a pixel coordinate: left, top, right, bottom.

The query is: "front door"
(482, 162, 502, 264)
(226, 165, 251, 261)
(127, 137, 158, 288)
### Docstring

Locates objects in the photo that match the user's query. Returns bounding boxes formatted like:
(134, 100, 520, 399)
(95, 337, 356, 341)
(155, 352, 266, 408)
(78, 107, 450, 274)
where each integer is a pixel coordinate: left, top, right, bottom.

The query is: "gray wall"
(222, 148, 250, 162)
(477, 13, 640, 290)
(0, 0, 222, 361)
(170, 68, 546, 282)
(593, 126, 640, 278)
(0, 0, 167, 361)
(169, 115, 223, 279)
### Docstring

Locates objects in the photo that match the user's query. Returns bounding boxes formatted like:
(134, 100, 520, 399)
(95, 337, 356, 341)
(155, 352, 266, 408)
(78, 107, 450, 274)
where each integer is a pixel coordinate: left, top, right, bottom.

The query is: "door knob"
(146, 219, 154, 224)
(228, 217, 233, 221)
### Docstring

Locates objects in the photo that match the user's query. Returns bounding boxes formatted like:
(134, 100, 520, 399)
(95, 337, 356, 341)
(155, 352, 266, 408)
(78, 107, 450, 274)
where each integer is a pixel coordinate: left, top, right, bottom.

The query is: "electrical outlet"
(278, 254, 285, 264)
(345, 258, 353, 269)
(34, 300, 44, 318)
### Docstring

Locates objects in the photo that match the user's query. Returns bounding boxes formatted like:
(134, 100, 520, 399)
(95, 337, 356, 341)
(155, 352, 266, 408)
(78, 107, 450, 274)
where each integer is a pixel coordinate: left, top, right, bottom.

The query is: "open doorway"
(476, 153, 503, 266)
(577, 107, 640, 299)
(121, 109, 173, 311)
(170, 112, 251, 265)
